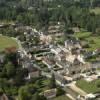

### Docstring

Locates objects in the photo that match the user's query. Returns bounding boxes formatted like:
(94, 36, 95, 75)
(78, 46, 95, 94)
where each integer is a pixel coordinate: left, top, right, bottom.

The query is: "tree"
(49, 73, 56, 89)
(56, 87, 65, 96)
(38, 6, 50, 29)
(32, 92, 40, 100)
(39, 95, 47, 100)
(14, 68, 26, 86)
(18, 86, 31, 100)
(32, 92, 47, 100)
(5, 62, 15, 78)
(96, 28, 100, 35)
(17, 15, 23, 23)
(0, 78, 8, 92)
(5, 52, 19, 67)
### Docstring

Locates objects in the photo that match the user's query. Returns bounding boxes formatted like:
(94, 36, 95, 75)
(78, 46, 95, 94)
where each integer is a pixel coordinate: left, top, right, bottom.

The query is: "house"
(85, 94, 96, 100)
(84, 51, 94, 59)
(72, 27, 80, 33)
(44, 89, 57, 99)
(68, 62, 91, 78)
(40, 34, 52, 45)
(42, 54, 56, 69)
(47, 22, 64, 36)
(65, 39, 81, 50)
(28, 66, 40, 79)
(51, 45, 62, 55)
(53, 70, 71, 85)
(0, 54, 5, 64)
(0, 93, 9, 100)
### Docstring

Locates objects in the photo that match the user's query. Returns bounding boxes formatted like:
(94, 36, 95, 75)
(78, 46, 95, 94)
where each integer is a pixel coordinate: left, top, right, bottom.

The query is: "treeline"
(0, 0, 99, 34)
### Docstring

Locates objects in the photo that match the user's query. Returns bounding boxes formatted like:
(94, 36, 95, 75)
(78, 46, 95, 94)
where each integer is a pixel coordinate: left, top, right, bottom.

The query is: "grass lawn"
(0, 35, 18, 52)
(74, 32, 100, 51)
(97, 68, 100, 71)
(53, 95, 71, 100)
(76, 79, 100, 93)
(74, 32, 91, 39)
(90, 7, 100, 15)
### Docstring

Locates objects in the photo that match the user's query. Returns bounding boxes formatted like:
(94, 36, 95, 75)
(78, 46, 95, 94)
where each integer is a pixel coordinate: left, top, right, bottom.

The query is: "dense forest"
(0, 0, 100, 34)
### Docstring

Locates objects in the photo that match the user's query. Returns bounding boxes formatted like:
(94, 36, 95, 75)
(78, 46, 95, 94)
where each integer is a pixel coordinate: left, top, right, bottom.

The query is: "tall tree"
(5, 62, 15, 78)
(18, 86, 31, 100)
(49, 73, 56, 89)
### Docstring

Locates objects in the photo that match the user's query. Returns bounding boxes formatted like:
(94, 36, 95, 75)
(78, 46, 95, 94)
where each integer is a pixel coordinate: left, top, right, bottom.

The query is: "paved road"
(92, 62, 100, 69)
(69, 84, 87, 96)
(12, 37, 27, 55)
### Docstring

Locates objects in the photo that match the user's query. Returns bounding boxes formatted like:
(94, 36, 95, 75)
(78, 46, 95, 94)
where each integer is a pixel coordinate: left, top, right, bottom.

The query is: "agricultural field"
(0, 35, 18, 52)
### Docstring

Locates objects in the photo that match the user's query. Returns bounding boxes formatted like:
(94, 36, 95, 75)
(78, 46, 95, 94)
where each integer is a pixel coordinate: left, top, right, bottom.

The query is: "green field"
(90, 7, 100, 15)
(74, 32, 100, 51)
(76, 80, 100, 93)
(0, 35, 18, 52)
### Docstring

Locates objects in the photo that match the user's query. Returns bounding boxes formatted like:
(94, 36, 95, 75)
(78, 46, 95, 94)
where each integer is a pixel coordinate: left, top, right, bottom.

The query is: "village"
(0, 22, 100, 100)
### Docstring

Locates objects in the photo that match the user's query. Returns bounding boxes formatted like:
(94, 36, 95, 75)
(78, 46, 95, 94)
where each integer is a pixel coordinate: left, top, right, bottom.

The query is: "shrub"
(56, 87, 65, 96)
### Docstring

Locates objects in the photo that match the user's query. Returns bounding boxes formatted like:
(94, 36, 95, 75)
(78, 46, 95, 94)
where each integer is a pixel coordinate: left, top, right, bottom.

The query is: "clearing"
(74, 32, 100, 51)
(0, 35, 18, 52)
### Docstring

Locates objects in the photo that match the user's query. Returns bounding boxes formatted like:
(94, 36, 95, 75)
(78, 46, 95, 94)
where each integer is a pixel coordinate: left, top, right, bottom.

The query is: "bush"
(89, 40, 95, 44)
(39, 95, 47, 100)
(82, 43, 90, 48)
(32, 93, 47, 100)
(56, 87, 65, 96)
(97, 83, 100, 88)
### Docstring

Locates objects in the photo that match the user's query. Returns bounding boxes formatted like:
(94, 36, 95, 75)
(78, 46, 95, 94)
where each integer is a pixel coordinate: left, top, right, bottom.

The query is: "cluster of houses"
(0, 22, 99, 81)
(0, 30, 96, 86)
(13, 26, 93, 85)
(42, 39, 92, 85)
(0, 22, 100, 100)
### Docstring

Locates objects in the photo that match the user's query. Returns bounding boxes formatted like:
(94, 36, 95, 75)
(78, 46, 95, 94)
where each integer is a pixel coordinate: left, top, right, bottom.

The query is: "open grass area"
(74, 32, 100, 51)
(0, 35, 18, 52)
(90, 7, 100, 15)
(97, 68, 100, 71)
(74, 32, 91, 39)
(76, 79, 100, 93)
(53, 95, 70, 100)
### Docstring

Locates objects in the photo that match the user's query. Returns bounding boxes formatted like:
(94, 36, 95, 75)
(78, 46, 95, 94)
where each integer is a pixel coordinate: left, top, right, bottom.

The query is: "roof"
(0, 54, 5, 63)
(64, 76, 73, 81)
(28, 66, 39, 73)
(0, 93, 9, 100)
(44, 89, 57, 98)
(86, 94, 96, 98)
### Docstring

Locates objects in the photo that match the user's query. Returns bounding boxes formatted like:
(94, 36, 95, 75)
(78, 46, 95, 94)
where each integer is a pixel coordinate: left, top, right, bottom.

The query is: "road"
(12, 37, 27, 55)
